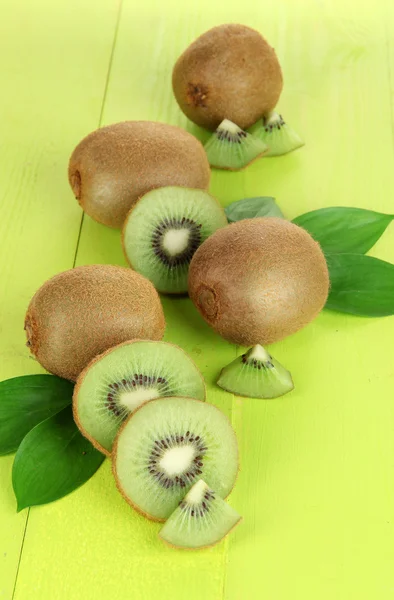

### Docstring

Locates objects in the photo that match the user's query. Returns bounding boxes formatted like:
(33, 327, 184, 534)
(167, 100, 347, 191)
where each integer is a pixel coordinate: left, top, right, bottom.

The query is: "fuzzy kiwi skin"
(73, 339, 207, 457)
(172, 24, 283, 131)
(112, 397, 239, 523)
(68, 121, 211, 229)
(25, 265, 165, 382)
(188, 218, 329, 346)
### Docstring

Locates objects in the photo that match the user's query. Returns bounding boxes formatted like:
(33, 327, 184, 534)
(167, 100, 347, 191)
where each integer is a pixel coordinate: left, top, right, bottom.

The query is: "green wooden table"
(1, 0, 394, 598)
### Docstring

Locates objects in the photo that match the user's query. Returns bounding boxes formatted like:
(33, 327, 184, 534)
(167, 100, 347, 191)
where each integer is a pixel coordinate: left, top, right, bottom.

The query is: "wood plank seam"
(72, 0, 125, 270)
(9, 3, 124, 599)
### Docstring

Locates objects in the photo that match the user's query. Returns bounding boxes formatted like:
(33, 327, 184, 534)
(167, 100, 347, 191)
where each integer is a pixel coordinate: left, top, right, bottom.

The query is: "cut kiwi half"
(159, 479, 241, 549)
(250, 112, 304, 156)
(113, 397, 238, 521)
(122, 186, 227, 294)
(204, 119, 267, 170)
(73, 341, 206, 456)
(217, 344, 294, 399)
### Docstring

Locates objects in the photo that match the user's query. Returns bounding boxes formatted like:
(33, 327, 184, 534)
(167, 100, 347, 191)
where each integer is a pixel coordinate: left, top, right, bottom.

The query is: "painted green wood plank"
(11, 3, 235, 599)
(223, 1, 394, 599)
(0, 0, 122, 599)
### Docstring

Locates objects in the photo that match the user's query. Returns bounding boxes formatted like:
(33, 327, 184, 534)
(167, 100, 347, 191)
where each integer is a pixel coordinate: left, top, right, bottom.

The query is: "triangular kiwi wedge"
(204, 119, 267, 170)
(251, 112, 304, 156)
(217, 344, 294, 399)
(159, 479, 241, 549)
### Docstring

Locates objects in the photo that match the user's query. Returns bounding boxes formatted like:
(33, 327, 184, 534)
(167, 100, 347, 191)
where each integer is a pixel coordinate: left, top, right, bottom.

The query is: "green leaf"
(0, 375, 74, 456)
(225, 197, 285, 223)
(293, 207, 393, 254)
(326, 253, 394, 316)
(12, 406, 104, 511)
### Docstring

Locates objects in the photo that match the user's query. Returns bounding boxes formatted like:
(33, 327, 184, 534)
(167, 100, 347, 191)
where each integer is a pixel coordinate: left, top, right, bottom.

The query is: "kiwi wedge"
(217, 345, 294, 399)
(188, 218, 329, 346)
(251, 112, 304, 156)
(25, 265, 165, 381)
(113, 397, 238, 521)
(73, 341, 206, 456)
(204, 119, 267, 170)
(122, 186, 227, 294)
(68, 121, 210, 228)
(159, 479, 241, 549)
(172, 24, 283, 130)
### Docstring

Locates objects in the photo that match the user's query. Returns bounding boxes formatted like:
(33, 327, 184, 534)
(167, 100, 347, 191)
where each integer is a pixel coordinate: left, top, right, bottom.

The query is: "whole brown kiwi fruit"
(25, 265, 165, 381)
(172, 24, 283, 131)
(68, 121, 211, 228)
(188, 218, 329, 346)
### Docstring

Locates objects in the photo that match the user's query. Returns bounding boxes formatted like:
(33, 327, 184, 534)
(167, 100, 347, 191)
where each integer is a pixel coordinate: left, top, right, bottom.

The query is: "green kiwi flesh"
(159, 479, 241, 549)
(217, 344, 294, 399)
(122, 186, 228, 294)
(204, 119, 267, 170)
(113, 397, 238, 521)
(74, 341, 206, 455)
(251, 112, 304, 156)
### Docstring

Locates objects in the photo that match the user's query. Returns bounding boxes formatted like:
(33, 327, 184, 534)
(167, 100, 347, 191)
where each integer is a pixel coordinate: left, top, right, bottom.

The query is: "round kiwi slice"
(159, 479, 241, 549)
(73, 341, 206, 456)
(68, 121, 210, 228)
(204, 119, 267, 170)
(113, 397, 238, 521)
(188, 218, 330, 346)
(122, 186, 228, 294)
(25, 265, 165, 381)
(217, 344, 294, 399)
(172, 24, 283, 131)
(250, 112, 304, 156)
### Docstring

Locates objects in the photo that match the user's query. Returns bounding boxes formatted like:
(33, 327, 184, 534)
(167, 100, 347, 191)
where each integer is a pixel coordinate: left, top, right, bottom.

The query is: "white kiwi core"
(247, 344, 271, 363)
(162, 229, 190, 256)
(119, 388, 161, 411)
(159, 445, 196, 476)
(185, 479, 209, 504)
(218, 119, 241, 134)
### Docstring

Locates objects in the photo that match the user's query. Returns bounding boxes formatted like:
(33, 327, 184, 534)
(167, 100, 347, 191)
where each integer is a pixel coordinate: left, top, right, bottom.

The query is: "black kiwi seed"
(240, 353, 275, 371)
(146, 432, 207, 490)
(217, 128, 248, 144)
(105, 375, 170, 418)
(151, 217, 202, 268)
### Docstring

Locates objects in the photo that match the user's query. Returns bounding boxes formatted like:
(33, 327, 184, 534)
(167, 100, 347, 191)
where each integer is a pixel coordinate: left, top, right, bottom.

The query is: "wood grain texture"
(1, 0, 394, 598)
(0, 0, 121, 597)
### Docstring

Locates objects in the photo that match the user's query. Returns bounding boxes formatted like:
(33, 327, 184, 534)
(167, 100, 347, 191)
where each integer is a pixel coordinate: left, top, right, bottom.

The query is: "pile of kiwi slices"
(21, 22, 322, 551)
(73, 343, 241, 549)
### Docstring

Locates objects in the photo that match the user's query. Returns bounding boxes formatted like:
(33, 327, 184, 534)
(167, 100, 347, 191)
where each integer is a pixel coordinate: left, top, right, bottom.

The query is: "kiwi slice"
(217, 344, 294, 399)
(122, 186, 227, 294)
(159, 479, 241, 549)
(73, 341, 206, 455)
(113, 397, 238, 521)
(251, 112, 304, 156)
(204, 119, 267, 170)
